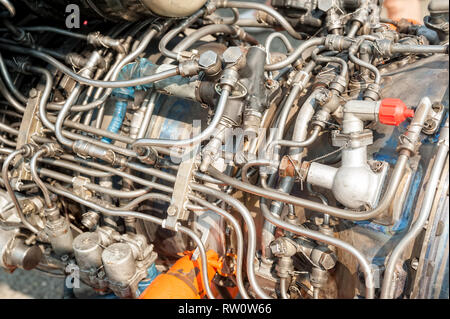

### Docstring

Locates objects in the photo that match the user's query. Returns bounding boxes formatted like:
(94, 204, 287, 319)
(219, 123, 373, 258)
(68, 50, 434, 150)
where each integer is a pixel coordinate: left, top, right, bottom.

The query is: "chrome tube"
(1, 149, 41, 234)
(44, 184, 215, 299)
(260, 198, 375, 299)
(188, 195, 250, 299)
(132, 86, 231, 149)
(380, 118, 449, 299)
(191, 183, 272, 299)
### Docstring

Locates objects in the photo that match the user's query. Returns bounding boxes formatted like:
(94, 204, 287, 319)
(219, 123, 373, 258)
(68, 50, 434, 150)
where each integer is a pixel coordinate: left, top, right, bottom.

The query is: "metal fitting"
(136, 146, 158, 166)
(198, 50, 222, 77)
(0, 229, 42, 271)
(279, 156, 299, 178)
(310, 267, 328, 288)
(87, 32, 126, 54)
(219, 68, 239, 89)
(178, 60, 200, 77)
(270, 237, 298, 258)
(42, 143, 63, 157)
(363, 83, 381, 101)
(81, 211, 100, 230)
(45, 210, 74, 256)
(222, 46, 246, 69)
(72, 141, 117, 164)
(325, 34, 353, 51)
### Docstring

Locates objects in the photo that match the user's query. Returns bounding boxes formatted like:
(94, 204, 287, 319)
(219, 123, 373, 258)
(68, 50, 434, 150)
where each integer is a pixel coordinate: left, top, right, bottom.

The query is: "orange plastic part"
(379, 98, 414, 126)
(139, 250, 220, 299)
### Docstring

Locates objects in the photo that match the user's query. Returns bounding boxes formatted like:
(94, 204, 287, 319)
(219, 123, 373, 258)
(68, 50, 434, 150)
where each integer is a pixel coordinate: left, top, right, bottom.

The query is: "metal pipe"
(191, 183, 272, 299)
(44, 184, 215, 299)
(215, 1, 303, 40)
(132, 86, 231, 148)
(391, 44, 449, 54)
(0, 43, 180, 88)
(260, 198, 375, 299)
(38, 167, 173, 196)
(159, 9, 205, 61)
(380, 118, 449, 299)
(1, 149, 40, 234)
(265, 38, 325, 71)
(207, 154, 406, 221)
(30, 149, 54, 208)
(55, 84, 82, 147)
(267, 126, 321, 158)
(188, 195, 250, 299)
(39, 158, 112, 178)
(0, 75, 25, 113)
(280, 277, 290, 299)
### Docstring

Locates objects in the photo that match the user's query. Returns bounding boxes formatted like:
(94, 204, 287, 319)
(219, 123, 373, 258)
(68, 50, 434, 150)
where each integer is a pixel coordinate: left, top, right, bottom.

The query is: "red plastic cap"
(378, 98, 414, 126)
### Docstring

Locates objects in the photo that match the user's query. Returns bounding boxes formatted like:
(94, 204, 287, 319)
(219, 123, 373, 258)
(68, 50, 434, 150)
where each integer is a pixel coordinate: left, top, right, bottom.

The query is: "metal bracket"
(331, 129, 373, 148)
(165, 156, 198, 230)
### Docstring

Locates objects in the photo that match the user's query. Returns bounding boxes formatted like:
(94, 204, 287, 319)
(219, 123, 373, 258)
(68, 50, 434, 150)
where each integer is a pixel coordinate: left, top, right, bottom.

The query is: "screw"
(29, 88, 38, 98)
(431, 102, 443, 113)
(167, 205, 178, 216)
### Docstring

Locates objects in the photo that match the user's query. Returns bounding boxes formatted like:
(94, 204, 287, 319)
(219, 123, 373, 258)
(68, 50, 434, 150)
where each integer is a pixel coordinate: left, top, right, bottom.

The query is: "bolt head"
(318, 0, 336, 12)
(198, 50, 219, 68)
(29, 88, 38, 98)
(222, 46, 243, 64)
(167, 205, 178, 216)
(320, 252, 337, 270)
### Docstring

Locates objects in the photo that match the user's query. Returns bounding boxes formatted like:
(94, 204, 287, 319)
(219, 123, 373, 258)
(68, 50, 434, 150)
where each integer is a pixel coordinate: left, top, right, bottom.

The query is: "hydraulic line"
(0, 43, 180, 88)
(188, 195, 250, 299)
(1, 149, 41, 234)
(30, 149, 54, 208)
(159, 9, 205, 61)
(37, 167, 173, 196)
(207, 156, 407, 221)
(260, 197, 375, 299)
(45, 184, 215, 300)
(191, 183, 272, 299)
(132, 85, 231, 149)
(214, 1, 303, 40)
(380, 118, 449, 299)
(265, 38, 325, 71)
(0, 75, 25, 113)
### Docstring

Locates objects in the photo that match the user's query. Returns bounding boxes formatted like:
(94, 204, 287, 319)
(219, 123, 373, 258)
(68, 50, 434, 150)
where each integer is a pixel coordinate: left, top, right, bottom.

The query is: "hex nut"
(199, 50, 218, 68)
(222, 46, 243, 64)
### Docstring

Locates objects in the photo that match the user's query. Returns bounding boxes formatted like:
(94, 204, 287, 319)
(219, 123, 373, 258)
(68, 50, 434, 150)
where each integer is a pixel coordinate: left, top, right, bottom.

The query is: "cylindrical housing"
(307, 162, 338, 190)
(73, 232, 103, 271)
(102, 243, 136, 284)
(1, 229, 42, 271)
(46, 216, 74, 256)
